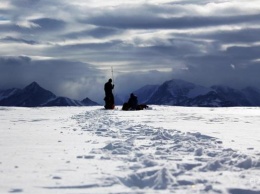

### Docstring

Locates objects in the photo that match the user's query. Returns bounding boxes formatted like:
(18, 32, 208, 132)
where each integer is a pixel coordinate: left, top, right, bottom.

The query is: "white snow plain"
(0, 106, 259, 194)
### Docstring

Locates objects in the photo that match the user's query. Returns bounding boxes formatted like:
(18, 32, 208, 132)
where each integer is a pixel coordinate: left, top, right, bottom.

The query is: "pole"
(111, 66, 116, 106)
(111, 66, 114, 82)
(111, 66, 115, 90)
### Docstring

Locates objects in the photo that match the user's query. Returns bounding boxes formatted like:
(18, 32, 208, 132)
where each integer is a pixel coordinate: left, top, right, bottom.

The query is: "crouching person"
(122, 93, 138, 110)
(128, 93, 138, 110)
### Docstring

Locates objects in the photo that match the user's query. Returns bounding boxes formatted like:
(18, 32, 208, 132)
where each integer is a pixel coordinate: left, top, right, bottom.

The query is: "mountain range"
(0, 82, 99, 107)
(1, 79, 260, 107)
(131, 79, 260, 107)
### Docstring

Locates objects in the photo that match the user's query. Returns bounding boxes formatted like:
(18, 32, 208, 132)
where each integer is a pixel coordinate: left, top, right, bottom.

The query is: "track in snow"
(71, 108, 260, 193)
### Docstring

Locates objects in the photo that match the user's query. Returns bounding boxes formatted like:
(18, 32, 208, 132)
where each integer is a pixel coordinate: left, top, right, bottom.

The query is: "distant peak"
(81, 97, 99, 105)
(29, 81, 40, 87)
(24, 81, 42, 91)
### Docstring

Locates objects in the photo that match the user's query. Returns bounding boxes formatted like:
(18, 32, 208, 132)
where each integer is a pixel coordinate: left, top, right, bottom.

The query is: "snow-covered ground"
(0, 106, 259, 194)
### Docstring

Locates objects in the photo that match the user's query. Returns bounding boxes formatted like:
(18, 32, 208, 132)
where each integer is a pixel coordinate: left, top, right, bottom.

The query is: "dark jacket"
(128, 93, 138, 109)
(104, 81, 114, 96)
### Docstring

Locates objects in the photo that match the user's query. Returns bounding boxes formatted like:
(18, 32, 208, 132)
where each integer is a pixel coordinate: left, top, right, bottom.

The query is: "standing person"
(104, 78, 114, 109)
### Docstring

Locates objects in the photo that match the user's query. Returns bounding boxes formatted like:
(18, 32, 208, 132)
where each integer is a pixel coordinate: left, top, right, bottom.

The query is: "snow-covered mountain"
(241, 87, 260, 106)
(81, 97, 99, 106)
(132, 85, 159, 104)
(146, 79, 212, 106)
(137, 79, 260, 107)
(211, 85, 251, 106)
(182, 91, 235, 107)
(2, 80, 260, 107)
(0, 88, 21, 101)
(0, 82, 99, 107)
(0, 82, 56, 107)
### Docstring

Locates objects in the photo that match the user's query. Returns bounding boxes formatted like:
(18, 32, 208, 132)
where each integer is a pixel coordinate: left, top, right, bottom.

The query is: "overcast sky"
(1, 0, 260, 103)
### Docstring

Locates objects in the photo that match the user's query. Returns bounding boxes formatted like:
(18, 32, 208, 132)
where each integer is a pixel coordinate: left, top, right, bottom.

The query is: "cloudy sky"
(1, 0, 260, 103)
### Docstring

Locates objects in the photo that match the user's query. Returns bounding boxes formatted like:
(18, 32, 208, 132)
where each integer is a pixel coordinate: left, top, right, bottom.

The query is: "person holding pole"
(104, 78, 115, 109)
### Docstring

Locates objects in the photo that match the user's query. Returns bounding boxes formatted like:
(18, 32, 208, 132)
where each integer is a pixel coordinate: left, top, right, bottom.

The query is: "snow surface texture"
(0, 106, 259, 194)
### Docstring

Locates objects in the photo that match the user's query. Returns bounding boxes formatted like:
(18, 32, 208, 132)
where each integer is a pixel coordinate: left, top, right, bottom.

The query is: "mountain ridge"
(133, 79, 260, 107)
(0, 82, 99, 107)
(1, 79, 260, 107)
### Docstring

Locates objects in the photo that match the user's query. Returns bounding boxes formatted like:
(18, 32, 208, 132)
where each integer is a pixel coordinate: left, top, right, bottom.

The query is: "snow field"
(0, 106, 259, 194)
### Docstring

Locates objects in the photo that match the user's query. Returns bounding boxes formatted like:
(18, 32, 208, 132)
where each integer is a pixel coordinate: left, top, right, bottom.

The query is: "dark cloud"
(0, 56, 31, 67)
(49, 37, 204, 65)
(63, 27, 123, 39)
(167, 0, 214, 5)
(173, 60, 260, 90)
(0, 12, 9, 17)
(226, 45, 260, 61)
(30, 18, 66, 31)
(193, 28, 260, 44)
(0, 23, 21, 32)
(170, 44, 260, 89)
(9, 0, 41, 6)
(0, 18, 66, 35)
(58, 40, 123, 50)
(0, 56, 106, 102)
(86, 27, 123, 38)
(45, 40, 124, 61)
(1, 36, 39, 45)
(85, 13, 260, 30)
